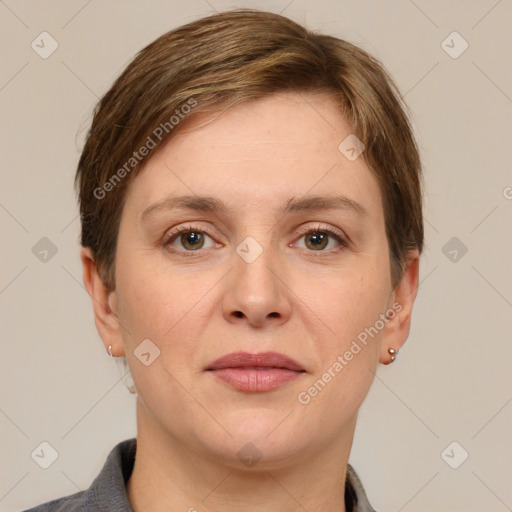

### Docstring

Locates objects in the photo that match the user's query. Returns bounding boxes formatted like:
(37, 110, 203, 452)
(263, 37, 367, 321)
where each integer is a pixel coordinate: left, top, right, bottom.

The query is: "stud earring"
(388, 347, 398, 363)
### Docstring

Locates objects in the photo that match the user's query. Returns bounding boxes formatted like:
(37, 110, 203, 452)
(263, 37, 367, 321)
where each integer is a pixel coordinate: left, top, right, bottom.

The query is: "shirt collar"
(87, 438, 377, 512)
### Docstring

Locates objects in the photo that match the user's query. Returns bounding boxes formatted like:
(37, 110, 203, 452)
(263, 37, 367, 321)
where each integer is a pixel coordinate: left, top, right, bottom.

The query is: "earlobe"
(380, 250, 420, 365)
(80, 247, 125, 357)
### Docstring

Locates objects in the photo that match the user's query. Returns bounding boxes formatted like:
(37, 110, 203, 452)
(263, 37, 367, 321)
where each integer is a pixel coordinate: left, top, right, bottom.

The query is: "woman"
(24, 8, 422, 512)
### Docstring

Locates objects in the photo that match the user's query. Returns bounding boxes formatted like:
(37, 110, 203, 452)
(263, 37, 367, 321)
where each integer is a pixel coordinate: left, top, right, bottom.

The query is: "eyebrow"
(141, 194, 368, 221)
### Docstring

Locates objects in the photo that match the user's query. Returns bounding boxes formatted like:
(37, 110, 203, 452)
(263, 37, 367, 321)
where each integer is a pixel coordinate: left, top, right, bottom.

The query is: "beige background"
(1, 1, 511, 511)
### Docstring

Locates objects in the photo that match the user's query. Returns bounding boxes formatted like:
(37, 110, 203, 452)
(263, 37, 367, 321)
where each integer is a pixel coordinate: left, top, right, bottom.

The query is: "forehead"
(122, 92, 383, 221)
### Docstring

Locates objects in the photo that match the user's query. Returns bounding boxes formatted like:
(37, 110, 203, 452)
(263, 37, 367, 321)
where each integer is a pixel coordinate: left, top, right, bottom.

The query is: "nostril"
(234, 311, 244, 318)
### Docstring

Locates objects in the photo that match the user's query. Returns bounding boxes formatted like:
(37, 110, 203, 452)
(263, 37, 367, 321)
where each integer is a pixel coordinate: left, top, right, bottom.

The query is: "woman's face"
(109, 92, 412, 467)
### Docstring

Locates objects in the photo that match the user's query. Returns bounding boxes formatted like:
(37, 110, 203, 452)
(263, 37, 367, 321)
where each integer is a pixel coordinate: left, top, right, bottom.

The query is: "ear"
(380, 250, 420, 364)
(80, 247, 125, 357)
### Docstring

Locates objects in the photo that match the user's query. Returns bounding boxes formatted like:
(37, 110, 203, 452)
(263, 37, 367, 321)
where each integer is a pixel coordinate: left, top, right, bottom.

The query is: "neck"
(126, 400, 355, 512)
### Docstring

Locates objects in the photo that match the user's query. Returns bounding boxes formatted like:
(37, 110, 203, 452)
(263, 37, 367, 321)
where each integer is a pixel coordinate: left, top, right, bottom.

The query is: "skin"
(81, 91, 419, 512)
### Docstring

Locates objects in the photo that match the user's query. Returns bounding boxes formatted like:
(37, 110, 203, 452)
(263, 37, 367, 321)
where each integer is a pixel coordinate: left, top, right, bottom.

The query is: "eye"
(293, 224, 348, 252)
(162, 223, 348, 257)
(163, 224, 217, 253)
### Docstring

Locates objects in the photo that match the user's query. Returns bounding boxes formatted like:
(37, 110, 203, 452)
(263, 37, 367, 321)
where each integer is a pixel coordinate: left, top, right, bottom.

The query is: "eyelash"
(162, 223, 348, 257)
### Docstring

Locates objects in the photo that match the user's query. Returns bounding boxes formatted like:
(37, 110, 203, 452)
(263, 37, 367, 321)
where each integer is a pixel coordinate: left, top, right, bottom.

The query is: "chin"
(202, 413, 310, 467)
(210, 434, 308, 472)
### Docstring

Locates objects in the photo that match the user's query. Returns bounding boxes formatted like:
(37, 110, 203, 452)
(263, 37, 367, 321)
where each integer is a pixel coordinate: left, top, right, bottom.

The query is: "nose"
(222, 243, 292, 328)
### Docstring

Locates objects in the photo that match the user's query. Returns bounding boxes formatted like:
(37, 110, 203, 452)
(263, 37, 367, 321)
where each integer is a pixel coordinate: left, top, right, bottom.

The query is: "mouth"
(205, 351, 306, 392)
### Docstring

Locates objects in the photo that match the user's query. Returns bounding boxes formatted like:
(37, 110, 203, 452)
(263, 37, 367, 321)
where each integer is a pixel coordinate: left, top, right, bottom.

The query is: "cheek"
(114, 264, 203, 404)
(293, 263, 389, 354)
(116, 245, 186, 332)
(116, 266, 170, 336)
(293, 271, 386, 431)
(115, 255, 218, 366)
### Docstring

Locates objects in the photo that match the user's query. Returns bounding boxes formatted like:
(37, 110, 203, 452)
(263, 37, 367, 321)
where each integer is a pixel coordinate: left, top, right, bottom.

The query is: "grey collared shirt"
(21, 438, 377, 511)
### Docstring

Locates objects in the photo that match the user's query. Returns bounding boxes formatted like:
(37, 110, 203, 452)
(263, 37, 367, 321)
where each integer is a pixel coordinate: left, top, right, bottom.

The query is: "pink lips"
(206, 351, 306, 392)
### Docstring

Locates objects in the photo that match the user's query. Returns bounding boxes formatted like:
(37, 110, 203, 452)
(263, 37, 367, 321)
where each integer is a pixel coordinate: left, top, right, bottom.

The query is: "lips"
(206, 351, 306, 392)
(206, 351, 305, 371)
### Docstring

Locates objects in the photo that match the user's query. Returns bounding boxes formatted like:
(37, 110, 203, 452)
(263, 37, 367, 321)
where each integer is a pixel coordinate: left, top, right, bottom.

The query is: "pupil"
(308, 232, 327, 250)
(310, 232, 324, 245)
(183, 232, 203, 249)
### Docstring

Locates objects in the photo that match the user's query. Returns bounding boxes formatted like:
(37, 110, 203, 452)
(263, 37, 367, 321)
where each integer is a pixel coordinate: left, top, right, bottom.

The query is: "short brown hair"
(76, 8, 423, 290)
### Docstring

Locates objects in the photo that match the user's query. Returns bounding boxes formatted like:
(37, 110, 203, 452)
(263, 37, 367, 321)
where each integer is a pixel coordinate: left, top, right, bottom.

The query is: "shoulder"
(20, 490, 89, 512)
(19, 438, 137, 512)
